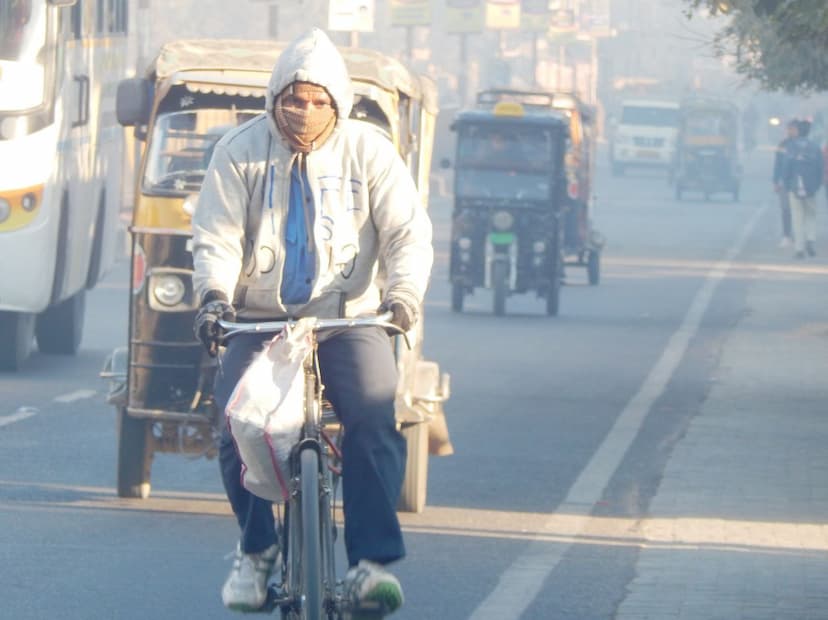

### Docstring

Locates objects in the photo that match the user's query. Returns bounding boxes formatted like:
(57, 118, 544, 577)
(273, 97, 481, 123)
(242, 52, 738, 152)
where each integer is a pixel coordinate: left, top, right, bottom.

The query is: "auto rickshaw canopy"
(146, 39, 437, 113)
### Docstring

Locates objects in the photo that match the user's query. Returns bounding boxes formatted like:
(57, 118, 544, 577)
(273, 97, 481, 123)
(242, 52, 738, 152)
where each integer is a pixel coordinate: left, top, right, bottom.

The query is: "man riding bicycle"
(191, 28, 433, 616)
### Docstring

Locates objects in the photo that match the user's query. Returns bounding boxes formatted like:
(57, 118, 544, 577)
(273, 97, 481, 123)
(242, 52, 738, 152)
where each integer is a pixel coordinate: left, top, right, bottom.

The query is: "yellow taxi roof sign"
(493, 101, 525, 117)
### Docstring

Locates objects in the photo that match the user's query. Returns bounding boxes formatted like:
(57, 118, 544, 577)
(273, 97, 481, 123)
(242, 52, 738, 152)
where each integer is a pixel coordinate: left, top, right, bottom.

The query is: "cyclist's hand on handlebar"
(379, 296, 418, 332)
(194, 290, 236, 357)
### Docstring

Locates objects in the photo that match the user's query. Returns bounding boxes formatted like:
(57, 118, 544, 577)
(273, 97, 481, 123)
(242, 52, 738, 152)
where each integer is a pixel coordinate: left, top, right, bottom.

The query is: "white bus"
(0, 0, 132, 370)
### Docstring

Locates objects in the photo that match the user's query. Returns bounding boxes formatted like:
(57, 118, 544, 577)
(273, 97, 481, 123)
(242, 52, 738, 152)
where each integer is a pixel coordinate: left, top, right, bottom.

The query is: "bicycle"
(219, 313, 406, 620)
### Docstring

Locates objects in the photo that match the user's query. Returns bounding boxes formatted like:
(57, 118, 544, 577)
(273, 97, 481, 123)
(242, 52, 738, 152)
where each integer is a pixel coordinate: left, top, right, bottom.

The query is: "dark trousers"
(215, 326, 406, 567)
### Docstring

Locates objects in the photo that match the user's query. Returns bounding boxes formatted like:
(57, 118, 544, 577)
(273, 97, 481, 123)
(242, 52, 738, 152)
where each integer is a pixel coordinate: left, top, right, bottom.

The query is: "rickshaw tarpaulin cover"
(226, 319, 316, 502)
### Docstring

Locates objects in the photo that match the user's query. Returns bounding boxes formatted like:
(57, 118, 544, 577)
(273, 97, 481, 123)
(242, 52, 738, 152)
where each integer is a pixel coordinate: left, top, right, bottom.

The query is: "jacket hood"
(265, 28, 354, 138)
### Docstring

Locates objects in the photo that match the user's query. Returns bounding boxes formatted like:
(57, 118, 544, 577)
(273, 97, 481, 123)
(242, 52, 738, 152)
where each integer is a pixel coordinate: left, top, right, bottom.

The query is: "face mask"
(273, 83, 337, 153)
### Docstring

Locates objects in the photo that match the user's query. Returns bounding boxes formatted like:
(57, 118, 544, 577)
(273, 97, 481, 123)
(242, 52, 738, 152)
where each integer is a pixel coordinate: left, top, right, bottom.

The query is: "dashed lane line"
(1, 390, 97, 427)
(469, 203, 768, 620)
(53, 389, 98, 403)
(0, 408, 39, 428)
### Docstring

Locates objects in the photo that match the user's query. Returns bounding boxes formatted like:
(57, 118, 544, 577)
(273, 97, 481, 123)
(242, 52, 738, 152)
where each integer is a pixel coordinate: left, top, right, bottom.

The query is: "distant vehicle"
(475, 89, 604, 287)
(610, 99, 680, 176)
(673, 96, 741, 202)
(445, 97, 569, 316)
(0, 0, 133, 370)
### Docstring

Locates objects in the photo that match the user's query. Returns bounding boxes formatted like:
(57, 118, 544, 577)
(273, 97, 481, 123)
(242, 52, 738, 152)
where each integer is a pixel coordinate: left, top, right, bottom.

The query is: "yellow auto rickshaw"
(673, 96, 742, 201)
(474, 89, 604, 286)
(103, 39, 451, 513)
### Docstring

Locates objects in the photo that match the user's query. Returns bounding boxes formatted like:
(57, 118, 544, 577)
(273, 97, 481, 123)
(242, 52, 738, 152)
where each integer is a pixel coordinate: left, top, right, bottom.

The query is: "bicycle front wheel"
(300, 446, 323, 620)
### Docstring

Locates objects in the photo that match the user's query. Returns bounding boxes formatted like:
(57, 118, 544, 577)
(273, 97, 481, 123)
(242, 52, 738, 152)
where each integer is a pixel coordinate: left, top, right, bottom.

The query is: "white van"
(610, 99, 680, 175)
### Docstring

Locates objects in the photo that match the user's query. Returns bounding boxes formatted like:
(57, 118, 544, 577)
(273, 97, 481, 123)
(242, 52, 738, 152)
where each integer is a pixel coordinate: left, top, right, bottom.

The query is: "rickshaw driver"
(190, 28, 433, 615)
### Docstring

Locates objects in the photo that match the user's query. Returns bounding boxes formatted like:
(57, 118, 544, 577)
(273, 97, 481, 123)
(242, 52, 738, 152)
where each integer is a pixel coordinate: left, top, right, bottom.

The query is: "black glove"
(379, 296, 419, 332)
(194, 290, 235, 357)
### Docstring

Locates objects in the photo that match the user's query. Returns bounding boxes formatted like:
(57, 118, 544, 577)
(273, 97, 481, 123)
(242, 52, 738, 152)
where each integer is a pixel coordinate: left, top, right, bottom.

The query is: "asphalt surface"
(1, 145, 827, 619)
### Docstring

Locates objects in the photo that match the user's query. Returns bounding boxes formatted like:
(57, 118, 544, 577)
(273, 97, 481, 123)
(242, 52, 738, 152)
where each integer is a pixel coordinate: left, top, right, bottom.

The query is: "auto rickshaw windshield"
(621, 105, 679, 127)
(143, 108, 260, 193)
(457, 124, 554, 170)
(454, 123, 556, 201)
(684, 112, 730, 138)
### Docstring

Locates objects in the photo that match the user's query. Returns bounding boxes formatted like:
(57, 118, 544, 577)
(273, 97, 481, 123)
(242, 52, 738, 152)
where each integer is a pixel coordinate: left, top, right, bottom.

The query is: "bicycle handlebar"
(218, 312, 405, 341)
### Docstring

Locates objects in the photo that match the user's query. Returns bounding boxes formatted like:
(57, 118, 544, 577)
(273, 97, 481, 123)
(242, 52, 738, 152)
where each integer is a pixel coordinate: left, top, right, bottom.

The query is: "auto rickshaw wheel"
(492, 261, 508, 316)
(117, 408, 153, 499)
(397, 420, 429, 513)
(451, 283, 464, 313)
(0, 311, 35, 371)
(35, 290, 86, 355)
(546, 280, 560, 316)
(546, 258, 562, 316)
(587, 250, 601, 286)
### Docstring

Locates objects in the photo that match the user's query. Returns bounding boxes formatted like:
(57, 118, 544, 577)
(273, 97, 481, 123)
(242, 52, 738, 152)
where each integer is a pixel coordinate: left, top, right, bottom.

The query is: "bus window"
(70, 1, 82, 39)
(95, 0, 104, 34)
(0, 0, 47, 110)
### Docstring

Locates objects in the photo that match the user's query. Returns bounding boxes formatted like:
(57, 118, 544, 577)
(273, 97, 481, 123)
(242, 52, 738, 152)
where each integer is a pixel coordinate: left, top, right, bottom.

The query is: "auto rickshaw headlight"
(152, 274, 187, 307)
(0, 198, 10, 223)
(492, 211, 514, 231)
(182, 193, 199, 216)
(21, 193, 38, 212)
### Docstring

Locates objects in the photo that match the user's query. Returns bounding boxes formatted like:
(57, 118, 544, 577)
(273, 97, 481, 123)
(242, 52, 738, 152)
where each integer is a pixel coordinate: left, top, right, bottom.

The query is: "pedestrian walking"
(783, 119, 823, 259)
(772, 119, 797, 248)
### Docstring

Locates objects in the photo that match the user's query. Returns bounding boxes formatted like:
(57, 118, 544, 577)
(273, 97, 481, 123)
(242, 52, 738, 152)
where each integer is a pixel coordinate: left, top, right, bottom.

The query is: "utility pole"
(458, 33, 468, 106)
(136, 0, 150, 74)
(405, 25, 413, 66)
(531, 32, 538, 87)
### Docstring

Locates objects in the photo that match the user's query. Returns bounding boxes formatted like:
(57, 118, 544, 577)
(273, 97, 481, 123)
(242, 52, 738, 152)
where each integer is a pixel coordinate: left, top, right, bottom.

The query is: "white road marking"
(469, 204, 768, 620)
(0, 407, 39, 428)
(53, 389, 97, 403)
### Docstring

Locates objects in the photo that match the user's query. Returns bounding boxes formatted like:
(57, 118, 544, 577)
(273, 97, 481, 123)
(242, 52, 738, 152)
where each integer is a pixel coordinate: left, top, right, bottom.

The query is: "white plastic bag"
(226, 318, 317, 502)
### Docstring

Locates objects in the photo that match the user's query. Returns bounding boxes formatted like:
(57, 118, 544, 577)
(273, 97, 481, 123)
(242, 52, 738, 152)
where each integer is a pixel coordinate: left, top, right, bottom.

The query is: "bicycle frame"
(219, 314, 401, 619)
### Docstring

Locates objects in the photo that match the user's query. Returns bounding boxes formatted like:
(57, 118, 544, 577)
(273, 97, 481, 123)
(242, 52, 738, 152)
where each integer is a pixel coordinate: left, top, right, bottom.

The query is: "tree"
(685, 0, 828, 92)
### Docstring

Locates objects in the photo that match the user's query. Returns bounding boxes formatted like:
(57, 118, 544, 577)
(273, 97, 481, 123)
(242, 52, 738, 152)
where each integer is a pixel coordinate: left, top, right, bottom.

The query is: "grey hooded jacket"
(192, 28, 433, 321)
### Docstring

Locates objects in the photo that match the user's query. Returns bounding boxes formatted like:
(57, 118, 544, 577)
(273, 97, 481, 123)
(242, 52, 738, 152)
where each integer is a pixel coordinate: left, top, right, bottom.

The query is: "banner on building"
(390, 0, 431, 26)
(485, 0, 520, 30)
(580, 0, 612, 37)
(548, 8, 577, 34)
(328, 0, 375, 32)
(445, 0, 484, 34)
(520, 0, 548, 32)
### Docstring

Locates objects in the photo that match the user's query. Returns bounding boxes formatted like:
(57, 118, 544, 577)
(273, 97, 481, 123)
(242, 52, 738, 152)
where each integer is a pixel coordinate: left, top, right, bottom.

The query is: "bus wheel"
(0, 311, 35, 371)
(36, 291, 86, 355)
(117, 408, 153, 499)
(492, 261, 508, 317)
(397, 421, 429, 513)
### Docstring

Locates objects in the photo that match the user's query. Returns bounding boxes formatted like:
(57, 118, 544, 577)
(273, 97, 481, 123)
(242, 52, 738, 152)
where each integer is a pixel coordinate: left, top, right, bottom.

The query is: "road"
(2, 147, 827, 619)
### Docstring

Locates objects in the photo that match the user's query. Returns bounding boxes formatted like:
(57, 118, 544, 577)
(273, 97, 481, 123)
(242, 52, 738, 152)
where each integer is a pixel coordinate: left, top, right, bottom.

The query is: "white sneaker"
(344, 560, 404, 618)
(778, 236, 793, 248)
(221, 542, 279, 612)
